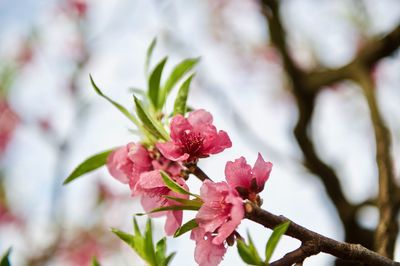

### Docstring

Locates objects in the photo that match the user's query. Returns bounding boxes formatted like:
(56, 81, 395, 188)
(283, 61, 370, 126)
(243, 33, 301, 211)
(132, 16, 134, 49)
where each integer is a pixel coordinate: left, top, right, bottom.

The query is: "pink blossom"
(106, 143, 152, 187)
(225, 153, 272, 199)
(191, 227, 226, 266)
(134, 170, 189, 235)
(196, 180, 244, 245)
(157, 109, 232, 163)
(0, 100, 19, 156)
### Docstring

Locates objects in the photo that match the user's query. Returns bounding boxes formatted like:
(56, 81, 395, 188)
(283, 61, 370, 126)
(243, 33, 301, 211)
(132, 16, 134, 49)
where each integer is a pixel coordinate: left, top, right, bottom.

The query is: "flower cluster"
(106, 109, 273, 266)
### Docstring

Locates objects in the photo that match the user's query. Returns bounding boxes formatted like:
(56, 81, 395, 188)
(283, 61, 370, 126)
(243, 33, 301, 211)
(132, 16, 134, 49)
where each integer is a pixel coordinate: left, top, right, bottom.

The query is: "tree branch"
(245, 202, 400, 266)
(352, 65, 398, 257)
(304, 24, 400, 91)
(270, 242, 316, 266)
(260, 0, 357, 233)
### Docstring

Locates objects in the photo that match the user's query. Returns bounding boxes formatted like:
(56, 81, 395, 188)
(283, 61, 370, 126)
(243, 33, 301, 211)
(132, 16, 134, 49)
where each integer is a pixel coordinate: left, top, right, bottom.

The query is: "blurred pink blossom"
(0, 100, 19, 156)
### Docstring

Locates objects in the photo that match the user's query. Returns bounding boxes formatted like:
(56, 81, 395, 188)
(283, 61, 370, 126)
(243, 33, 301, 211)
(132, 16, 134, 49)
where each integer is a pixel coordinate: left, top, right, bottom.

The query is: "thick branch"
(186, 164, 212, 182)
(270, 242, 317, 266)
(352, 65, 398, 257)
(260, 0, 356, 228)
(305, 24, 400, 91)
(245, 202, 399, 266)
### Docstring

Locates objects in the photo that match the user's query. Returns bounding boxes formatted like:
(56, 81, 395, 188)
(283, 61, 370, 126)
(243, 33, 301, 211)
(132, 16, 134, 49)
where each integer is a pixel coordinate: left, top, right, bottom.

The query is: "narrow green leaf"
(145, 38, 157, 76)
(155, 237, 166, 265)
(134, 96, 169, 140)
(237, 240, 257, 265)
(159, 57, 200, 107)
(63, 150, 113, 185)
(0, 248, 11, 266)
(160, 171, 197, 197)
(173, 74, 194, 115)
(144, 219, 156, 266)
(165, 252, 176, 266)
(174, 219, 198, 238)
(148, 57, 168, 109)
(162, 195, 202, 207)
(265, 221, 290, 263)
(133, 217, 142, 237)
(90, 75, 140, 126)
(91, 257, 101, 266)
(111, 228, 135, 249)
(135, 205, 200, 216)
(247, 231, 262, 265)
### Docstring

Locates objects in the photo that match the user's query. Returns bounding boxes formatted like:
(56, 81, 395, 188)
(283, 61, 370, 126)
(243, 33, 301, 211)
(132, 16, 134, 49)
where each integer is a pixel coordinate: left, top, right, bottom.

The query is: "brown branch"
(352, 65, 398, 258)
(185, 164, 212, 182)
(270, 242, 316, 266)
(245, 202, 400, 266)
(304, 24, 400, 91)
(260, 0, 357, 233)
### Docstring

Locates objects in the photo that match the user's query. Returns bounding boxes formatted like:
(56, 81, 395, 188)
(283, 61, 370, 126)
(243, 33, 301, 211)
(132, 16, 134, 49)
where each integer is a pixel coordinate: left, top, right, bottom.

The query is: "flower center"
(180, 130, 204, 158)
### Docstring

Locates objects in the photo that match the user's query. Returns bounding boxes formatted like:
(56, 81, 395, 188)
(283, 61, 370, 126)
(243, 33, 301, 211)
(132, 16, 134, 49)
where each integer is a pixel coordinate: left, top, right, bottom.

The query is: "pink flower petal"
(252, 153, 273, 190)
(191, 227, 226, 266)
(224, 157, 252, 189)
(156, 141, 189, 162)
(106, 145, 132, 184)
(170, 114, 192, 141)
(127, 143, 152, 171)
(164, 210, 183, 236)
(188, 109, 213, 129)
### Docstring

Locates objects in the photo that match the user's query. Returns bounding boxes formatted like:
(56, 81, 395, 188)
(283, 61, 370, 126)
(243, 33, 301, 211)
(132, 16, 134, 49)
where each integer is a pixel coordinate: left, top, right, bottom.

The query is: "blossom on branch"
(134, 170, 189, 235)
(196, 180, 243, 245)
(157, 109, 232, 163)
(225, 153, 272, 201)
(190, 227, 226, 266)
(106, 142, 152, 186)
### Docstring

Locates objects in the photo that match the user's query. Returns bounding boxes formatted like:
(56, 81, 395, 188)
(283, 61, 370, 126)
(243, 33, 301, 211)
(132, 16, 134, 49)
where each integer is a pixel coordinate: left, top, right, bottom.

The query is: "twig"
(185, 163, 212, 182)
(244, 202, 400, 266)
(260, 0, 362, 245)
(352, 64, 398, 257)
(304, 25, 400, 92)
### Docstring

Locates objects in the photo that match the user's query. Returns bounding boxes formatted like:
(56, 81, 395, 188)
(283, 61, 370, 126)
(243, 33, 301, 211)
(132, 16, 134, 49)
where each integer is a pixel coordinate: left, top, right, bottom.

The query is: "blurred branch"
(245, 202, 400, 266)
(260, 0, 357, 230)
(352, 65, 398, 258)
(305, 24, 400, 91)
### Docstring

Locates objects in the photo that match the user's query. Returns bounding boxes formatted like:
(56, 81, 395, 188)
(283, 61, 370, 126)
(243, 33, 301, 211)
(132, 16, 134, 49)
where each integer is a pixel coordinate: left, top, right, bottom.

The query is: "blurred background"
(0, 0, 399, 265)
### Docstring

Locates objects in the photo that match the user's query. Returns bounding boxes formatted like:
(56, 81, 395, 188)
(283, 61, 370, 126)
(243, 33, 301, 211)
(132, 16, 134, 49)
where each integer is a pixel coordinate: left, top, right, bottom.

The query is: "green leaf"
(148, 57, 168, 109)
(155, 237, 166, 265)
(145, 38, 157, 76)
(165, 253, 176, 266)
(160, 171, 197, 197)
(133, 217, 142, 237)
(90, 75, 140, 126)
(144, 219, 156, 265)
(135, 204, 200, 216)
(247, 231, 262, 265)
(0, 248, 11, 266)
(159, 57, 200, 107)
(237, 240, 257, 265)
(162, 196, 202, 207)
(265, 221, 290, 263)
(111, 228, 135, 249)
(174, 219, 198, 238)
(63, 150, 113, 185)
(173, 74, 194, 115)
(91, 257, 101, 266)
(134, 96, 169, 140)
